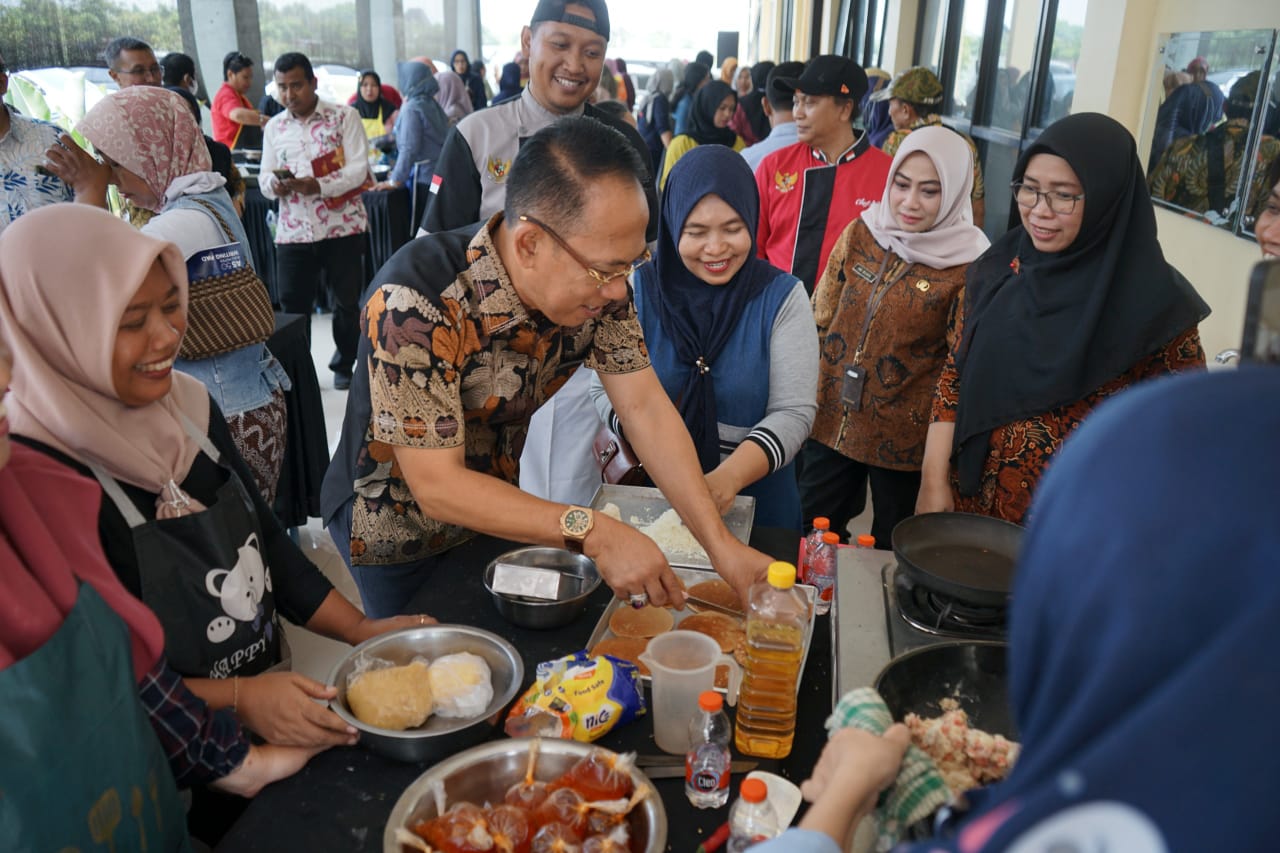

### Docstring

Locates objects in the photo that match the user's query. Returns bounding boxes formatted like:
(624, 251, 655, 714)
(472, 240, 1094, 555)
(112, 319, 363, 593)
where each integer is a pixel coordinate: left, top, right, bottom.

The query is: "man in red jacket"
(755, 55, 892, 294)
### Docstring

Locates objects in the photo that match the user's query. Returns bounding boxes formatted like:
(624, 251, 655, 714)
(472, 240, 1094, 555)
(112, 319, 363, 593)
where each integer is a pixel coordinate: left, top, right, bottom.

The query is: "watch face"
(563, 508, 591, 537)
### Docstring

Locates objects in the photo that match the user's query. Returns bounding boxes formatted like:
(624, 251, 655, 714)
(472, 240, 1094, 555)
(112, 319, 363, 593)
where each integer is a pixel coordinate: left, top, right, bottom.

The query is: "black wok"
(892, 512, 1024, 607)
(874, 640, 1016, 740)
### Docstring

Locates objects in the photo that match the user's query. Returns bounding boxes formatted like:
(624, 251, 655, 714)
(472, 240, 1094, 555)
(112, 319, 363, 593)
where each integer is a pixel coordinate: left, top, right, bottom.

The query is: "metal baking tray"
(584, 566, 817, 695)
(589, 484, 755, 570)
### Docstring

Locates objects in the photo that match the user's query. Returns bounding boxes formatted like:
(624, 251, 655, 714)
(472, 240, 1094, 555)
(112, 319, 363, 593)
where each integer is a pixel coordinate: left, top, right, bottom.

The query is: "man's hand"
(585, 514, 687, 608)
(279, 176, 322, 196)
(43, 133, 111, 206)
(235, 672, 357, 747)
(706, 538, 772, 608)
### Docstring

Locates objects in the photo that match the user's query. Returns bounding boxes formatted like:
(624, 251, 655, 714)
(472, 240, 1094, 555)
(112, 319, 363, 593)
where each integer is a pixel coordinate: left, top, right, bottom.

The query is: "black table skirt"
(243, 185, 412, 305)
(218, 528, 832, 852)
(268, 312, 329, 527)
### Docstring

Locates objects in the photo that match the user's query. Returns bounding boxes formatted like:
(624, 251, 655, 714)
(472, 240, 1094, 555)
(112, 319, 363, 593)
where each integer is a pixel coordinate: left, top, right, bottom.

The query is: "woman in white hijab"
(798, 126, 990, 549)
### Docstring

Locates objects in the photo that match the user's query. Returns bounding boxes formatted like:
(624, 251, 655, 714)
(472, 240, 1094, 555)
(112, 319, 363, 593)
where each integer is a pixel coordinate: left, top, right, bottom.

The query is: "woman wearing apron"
(0, 338, 318, 848)
(0, 205, 433, 752)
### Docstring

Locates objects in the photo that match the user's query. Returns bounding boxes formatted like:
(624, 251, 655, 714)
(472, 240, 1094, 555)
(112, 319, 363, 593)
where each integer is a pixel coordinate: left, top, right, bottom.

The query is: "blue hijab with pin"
(899, 367, 1280, 851)
(639, 144, 785, 472)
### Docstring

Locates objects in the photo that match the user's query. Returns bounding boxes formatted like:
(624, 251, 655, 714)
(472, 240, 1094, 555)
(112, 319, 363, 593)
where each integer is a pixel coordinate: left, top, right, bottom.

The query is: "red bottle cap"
(740, 778, 768, 802)
(821, 532, 840, 544)
(856, 534, 876, 547)
(699, 690, 724, 712)
(813, 516, 830, 530)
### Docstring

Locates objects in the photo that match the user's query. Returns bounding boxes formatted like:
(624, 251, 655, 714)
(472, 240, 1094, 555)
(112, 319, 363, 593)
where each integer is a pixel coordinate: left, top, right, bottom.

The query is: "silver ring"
(628, 593, 648, 609)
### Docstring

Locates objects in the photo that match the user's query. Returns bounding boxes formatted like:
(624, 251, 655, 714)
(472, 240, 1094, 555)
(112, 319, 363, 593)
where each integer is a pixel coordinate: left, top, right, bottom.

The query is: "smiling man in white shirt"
(260, 52, 372, 391)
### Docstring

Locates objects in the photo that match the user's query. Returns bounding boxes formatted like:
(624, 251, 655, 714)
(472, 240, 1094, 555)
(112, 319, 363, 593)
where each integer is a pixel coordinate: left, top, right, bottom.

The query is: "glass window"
(404, 0, 447, 64)
(917, 0, 947, 77)
(260, 0, 362, 71)
(0, 0, 180, 71)
(985, 0, 1038, 132)
(1034, 0, 1087, 127)
(950, 0, 989, 119)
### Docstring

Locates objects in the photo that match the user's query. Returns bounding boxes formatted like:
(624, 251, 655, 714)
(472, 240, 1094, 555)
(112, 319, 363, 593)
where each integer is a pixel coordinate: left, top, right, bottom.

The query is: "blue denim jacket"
(176, 344, 291, 417)
(167, 189, 290, 416)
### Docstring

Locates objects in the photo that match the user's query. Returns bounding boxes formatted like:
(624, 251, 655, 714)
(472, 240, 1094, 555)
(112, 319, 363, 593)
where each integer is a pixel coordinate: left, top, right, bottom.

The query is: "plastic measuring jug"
(640, 631, 742, 754)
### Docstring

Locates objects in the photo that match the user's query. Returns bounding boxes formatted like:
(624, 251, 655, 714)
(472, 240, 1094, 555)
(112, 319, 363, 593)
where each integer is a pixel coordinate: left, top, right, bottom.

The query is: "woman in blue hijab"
(753, 366, 1280, 852)
(377, 61, 450, 195)
(590, 145, 818, 529)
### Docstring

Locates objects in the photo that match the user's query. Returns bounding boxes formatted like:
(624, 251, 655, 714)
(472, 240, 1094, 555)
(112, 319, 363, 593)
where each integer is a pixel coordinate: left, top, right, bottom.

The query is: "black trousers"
(795, 439, 921, 550)
(275, 233, 365, 375)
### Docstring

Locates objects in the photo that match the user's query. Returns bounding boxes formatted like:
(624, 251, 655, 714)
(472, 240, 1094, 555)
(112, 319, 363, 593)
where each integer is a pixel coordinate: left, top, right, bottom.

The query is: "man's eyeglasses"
(118, 63, 162, 80)
(1011, 182, 1084, 215)
(518, 214, 650, 287)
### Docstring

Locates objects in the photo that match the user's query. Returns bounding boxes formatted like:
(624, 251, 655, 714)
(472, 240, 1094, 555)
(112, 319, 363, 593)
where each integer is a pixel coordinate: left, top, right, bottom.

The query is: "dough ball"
(428, 652, 494, 719)
(346, 660, 434, 731)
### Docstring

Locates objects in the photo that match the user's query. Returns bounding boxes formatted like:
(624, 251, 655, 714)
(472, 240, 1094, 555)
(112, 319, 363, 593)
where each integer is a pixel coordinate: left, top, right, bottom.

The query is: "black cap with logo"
(530, 0, 611, 42)
(772, 55, 869, 102)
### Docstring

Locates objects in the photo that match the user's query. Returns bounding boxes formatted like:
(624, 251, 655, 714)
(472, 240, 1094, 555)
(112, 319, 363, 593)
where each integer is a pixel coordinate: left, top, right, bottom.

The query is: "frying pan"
(874, 640, 1016, 740)
(892, 512, 1025, 607)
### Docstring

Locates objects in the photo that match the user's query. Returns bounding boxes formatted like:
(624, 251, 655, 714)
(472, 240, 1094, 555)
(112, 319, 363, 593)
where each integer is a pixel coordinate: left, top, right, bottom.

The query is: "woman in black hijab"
(659, 81, 742, 189)
(917, 112, 1209, 524)
(450, 49, 487, 112)
(353, 70, 397, 141)
(670, 60, 710, 136)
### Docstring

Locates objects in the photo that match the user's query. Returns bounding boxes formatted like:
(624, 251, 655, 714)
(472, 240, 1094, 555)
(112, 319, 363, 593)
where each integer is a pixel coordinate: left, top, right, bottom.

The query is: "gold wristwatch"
(559, 506, 594, 554)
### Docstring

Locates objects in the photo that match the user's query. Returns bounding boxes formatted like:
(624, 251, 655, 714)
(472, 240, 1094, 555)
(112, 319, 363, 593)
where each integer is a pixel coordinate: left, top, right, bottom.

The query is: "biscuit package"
(505, 651, 646, 742)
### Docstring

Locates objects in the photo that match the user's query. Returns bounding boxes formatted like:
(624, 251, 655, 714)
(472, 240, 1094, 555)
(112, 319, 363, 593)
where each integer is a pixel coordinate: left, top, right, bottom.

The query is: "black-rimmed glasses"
(1011, 182, 1084, 215)
(518, 214, 650, 287)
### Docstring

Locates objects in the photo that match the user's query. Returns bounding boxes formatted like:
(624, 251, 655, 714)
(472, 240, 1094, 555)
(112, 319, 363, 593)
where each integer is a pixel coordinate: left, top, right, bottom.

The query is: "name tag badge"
(842, 365, 866, 411)
(852, 263, 877, 283)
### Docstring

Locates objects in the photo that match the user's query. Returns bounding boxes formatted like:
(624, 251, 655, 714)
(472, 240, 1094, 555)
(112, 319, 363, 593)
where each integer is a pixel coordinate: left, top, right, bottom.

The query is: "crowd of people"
(3, 0, 1280, 849)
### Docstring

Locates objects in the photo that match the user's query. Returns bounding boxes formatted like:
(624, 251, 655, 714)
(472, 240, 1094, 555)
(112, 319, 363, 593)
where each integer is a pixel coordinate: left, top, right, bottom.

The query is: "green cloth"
(826, 687, 952, 850)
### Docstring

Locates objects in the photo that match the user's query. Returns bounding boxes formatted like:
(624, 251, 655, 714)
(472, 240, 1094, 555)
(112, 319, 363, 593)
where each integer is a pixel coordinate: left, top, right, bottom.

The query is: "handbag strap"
(189, 197, 238, 245)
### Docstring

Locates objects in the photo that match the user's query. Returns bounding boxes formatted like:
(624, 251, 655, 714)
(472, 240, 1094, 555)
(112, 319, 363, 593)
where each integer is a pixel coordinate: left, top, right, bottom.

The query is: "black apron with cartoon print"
(91, 417, 283, 680)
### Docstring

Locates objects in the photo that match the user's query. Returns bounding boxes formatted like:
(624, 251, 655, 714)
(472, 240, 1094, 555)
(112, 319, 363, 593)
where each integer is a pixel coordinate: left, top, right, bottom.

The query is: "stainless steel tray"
(589, 484, 755, 570)
(584, 566, 817, 695)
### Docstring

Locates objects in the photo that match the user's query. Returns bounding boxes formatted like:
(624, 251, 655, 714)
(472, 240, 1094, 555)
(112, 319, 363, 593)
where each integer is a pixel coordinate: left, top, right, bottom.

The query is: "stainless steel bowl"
(383, 738, 667, 853)
(483, 547, 602, 630)
(326, 625, 523, 763)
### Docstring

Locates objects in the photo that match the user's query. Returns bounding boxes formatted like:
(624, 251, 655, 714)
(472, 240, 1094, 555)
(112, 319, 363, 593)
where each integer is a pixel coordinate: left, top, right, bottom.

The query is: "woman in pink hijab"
(0, 205, 433, 757)
(434, 69, 475, 124)
(48, 85, 291, 505)
(0, 332, 320, 850)
(800, 126, 990, 550)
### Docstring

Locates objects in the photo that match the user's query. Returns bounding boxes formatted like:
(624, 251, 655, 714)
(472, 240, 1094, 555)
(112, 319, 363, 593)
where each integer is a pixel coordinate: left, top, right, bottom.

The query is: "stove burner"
(890, 567, 1008, 639)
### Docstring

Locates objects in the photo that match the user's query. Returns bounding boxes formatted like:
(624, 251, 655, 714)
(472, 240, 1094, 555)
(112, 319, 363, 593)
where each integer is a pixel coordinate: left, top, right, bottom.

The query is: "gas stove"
(833, 547, 1009, 701)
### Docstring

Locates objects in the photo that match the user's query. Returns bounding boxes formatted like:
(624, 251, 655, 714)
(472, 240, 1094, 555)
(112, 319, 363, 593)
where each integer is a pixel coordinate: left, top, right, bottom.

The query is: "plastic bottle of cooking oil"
(734, 561, 808, 759)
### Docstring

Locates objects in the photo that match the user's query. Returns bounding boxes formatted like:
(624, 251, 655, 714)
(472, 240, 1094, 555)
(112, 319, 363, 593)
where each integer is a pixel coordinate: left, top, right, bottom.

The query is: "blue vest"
(635, 268, 802, 530)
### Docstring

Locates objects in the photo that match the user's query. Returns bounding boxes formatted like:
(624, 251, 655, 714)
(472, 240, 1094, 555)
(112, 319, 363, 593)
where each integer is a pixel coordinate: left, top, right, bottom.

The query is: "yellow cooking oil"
(734, 561, 809, 759)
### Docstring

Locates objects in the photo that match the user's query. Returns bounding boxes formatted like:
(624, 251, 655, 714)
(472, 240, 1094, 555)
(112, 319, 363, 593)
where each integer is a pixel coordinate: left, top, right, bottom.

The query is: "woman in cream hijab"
(0, 205, 433, 752)
(800, 126, 990, 549)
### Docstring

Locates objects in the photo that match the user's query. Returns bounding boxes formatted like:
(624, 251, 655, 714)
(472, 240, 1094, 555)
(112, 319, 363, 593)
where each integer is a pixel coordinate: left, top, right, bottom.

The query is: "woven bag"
(179, 198, 276, 360)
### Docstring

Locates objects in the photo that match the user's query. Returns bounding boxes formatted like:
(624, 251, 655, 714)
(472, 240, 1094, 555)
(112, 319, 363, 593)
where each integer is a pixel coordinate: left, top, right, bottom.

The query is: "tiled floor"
(283, 313, 873, 684)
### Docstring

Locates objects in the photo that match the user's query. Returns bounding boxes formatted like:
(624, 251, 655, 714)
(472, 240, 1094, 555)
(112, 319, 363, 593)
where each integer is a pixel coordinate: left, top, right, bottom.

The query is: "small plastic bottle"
(855, 534, 877, 549)
(808, 531, 839, 615)
(735, 562, 807, 759)
(800, 517, 830, 582)
(727, 778, 779, 852)
(685, 690, 732, 808)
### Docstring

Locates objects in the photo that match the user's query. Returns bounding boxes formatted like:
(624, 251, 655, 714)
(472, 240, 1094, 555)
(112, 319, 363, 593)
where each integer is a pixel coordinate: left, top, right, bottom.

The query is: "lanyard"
(851, 251, 912, 364)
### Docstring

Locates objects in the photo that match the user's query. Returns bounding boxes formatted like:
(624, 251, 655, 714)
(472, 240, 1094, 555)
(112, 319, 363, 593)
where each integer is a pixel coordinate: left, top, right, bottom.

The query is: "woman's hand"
(212, 743, 326, 798)
(371, 180, 401, 192)
(703, 466, 738, 515)
(915, 476, 955, 514)
(795, 725, 912, 845)
(43, 133, 112, 208)
(348, 613, 437, 644)
(235, 672, 357, 748)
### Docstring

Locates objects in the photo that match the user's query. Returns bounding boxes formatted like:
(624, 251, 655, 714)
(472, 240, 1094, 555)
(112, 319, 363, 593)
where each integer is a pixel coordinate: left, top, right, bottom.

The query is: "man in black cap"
(754, 55, 892, 294)
(419, 0, 659, 508)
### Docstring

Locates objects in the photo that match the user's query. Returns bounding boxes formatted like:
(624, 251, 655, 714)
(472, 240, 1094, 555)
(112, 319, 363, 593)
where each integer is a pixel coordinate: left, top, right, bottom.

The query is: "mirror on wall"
(1142, 29, 1276, 234)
